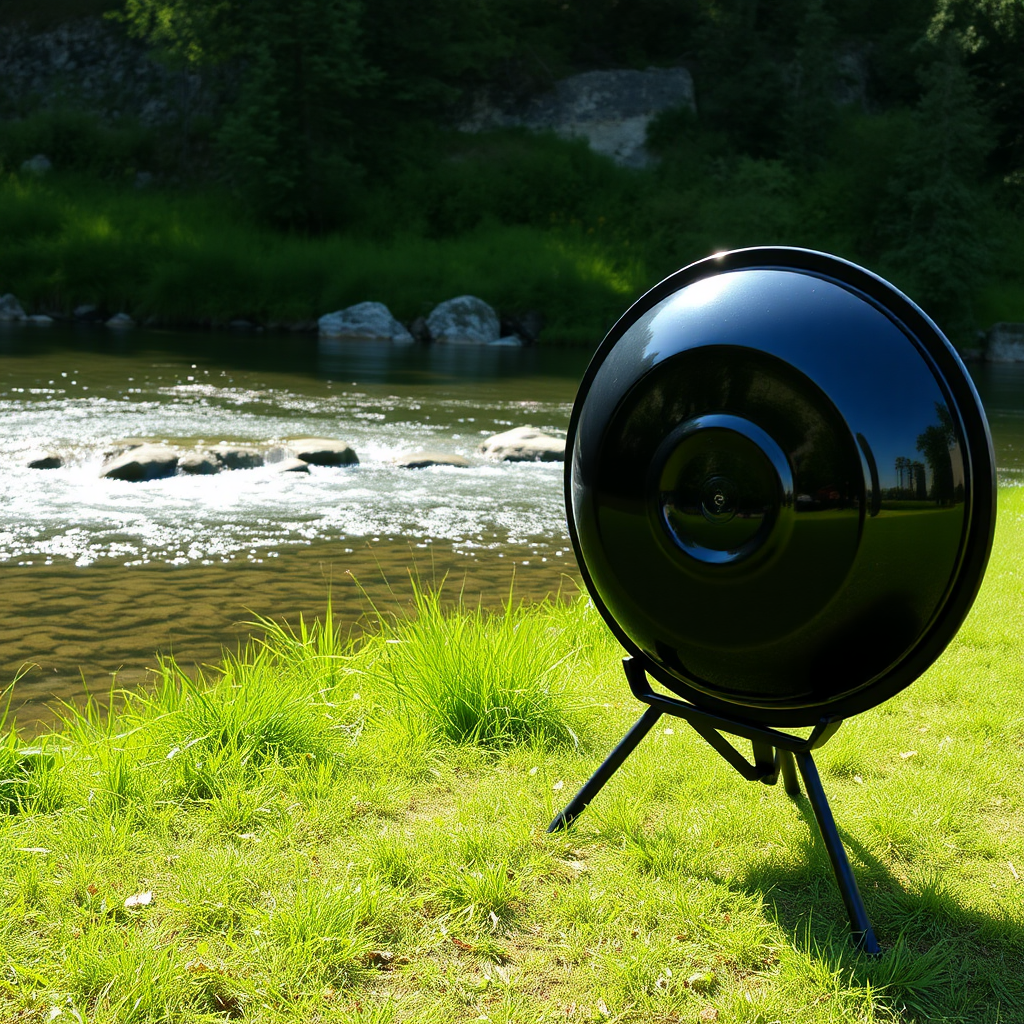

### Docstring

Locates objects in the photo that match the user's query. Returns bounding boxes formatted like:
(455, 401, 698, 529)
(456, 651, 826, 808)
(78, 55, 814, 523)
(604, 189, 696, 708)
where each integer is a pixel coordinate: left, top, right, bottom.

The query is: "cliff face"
(0, 16, 228, 126)
(458, 67, 696, 168)
(1, 17, 699, 168)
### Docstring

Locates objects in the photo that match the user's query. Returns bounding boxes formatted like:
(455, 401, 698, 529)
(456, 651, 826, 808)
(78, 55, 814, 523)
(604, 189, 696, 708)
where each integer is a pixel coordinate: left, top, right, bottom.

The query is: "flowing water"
(1, 326, 1021, 728)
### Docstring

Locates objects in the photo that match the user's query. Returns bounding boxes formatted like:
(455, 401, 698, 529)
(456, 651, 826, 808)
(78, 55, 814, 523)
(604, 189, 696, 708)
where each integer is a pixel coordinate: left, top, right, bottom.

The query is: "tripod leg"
(794, 750, 880, 955)
(548, 706, 663, 832)
(779, 749, 801, 796)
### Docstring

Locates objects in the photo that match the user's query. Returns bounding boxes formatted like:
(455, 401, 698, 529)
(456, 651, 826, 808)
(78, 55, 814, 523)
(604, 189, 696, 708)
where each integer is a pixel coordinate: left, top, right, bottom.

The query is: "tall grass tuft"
(143, 609, 357, 799)
(359, 580, 584, 749)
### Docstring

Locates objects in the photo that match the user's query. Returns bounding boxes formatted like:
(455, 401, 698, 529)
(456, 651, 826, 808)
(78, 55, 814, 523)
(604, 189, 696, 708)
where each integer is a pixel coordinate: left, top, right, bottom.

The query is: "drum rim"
(564, 246, 997, 726)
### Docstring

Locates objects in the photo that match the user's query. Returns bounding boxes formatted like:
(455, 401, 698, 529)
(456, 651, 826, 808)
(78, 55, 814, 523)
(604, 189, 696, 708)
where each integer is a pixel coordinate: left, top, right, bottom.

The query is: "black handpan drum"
(568, 247, 996, 727)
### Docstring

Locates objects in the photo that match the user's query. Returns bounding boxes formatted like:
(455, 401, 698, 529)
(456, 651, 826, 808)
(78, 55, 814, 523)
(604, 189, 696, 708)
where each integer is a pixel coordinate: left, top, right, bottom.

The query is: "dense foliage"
(2, 0, 1023, 342)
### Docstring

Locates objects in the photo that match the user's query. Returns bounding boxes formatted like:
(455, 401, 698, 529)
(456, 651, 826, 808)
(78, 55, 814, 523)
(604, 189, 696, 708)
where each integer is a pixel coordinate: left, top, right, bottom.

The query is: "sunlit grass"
(0, 496, 1020, 1021)
(0, 171, 639, 342)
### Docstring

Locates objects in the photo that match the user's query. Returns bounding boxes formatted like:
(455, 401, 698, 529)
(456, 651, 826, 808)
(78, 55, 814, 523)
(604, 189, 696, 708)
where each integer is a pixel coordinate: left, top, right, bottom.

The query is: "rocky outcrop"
(478, 426, 565, 462)
(26, 452, 62, 469)
(284, 439, 359, 466)
(0, 17, 229, 130)
(318, 301, 414, 343)
(459, 67, 695, 168)
(100, 443, 179, 481)
(427, 295, 501, 345)
(394, 450, 471, 469)
(988, 323, 1024, 362)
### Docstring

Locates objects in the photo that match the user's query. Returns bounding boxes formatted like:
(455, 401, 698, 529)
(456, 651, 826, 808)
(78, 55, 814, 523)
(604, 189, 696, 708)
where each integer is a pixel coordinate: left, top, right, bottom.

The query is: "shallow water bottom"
(3, 540, 581, 730)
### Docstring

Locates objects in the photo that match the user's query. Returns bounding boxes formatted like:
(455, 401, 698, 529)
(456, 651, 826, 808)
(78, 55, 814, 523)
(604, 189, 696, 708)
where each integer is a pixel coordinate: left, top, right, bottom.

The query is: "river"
(1, 326, 1021, 727)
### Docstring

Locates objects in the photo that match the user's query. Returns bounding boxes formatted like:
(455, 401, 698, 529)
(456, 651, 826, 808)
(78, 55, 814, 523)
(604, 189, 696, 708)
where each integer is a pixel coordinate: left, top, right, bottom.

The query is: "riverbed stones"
(285, 438, 359, 466)
(318, 301, 414, 343)
(177, 451, 220, 475)
(209, 445, 264, 469)
(394, 450, 471, 469)
(100, 443, 179, 480)
(26, 452, 63, 469)
(479, 426, 565, 462)
(0, 294, 26, 321)
(106, 312, 135, 328)
(426, 295, 500, 345)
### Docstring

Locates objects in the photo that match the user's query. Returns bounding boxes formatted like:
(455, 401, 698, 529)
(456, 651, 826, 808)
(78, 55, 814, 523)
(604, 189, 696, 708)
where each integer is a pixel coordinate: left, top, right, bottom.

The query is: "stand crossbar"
(548, 656, 880, 955)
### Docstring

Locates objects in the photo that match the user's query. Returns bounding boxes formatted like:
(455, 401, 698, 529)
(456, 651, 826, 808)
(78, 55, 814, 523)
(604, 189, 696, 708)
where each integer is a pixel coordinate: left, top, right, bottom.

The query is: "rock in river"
(478, 426, 565, 462)
(426, 295, 500, 345)
(209, 445, 264, 469)
(285, 438, 359, 466)
(101, 444, 179, 481)
(177, 451, 221, 475)
(27, 452, 63, 469)
(394, 450, 471, 469)
(318, 301, 414, 343)
(270, 457, 311, 474)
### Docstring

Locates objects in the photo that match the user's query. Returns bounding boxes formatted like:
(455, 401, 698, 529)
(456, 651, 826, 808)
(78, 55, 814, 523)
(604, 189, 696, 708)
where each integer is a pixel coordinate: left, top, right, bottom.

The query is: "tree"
(783, 0, 841, 169)
(929, 0, 1024, 184)
(880, 40, 993, 340)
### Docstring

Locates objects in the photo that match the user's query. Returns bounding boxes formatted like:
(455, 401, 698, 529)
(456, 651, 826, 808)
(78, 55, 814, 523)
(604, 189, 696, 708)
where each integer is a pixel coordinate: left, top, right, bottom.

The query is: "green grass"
(0, 170, 644, 345)
(0, 492, 1022, 1021)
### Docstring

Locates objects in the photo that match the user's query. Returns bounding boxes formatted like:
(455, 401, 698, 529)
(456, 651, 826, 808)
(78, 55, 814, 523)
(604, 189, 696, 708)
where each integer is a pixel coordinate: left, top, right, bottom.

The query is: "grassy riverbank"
(0, 490, 1021, 1022)
(0, 169, 643, 345)
(4, 120, 1024, 348)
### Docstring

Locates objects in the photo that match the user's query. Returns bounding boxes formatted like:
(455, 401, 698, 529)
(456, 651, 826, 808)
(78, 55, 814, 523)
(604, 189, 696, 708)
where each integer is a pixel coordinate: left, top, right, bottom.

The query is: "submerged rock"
(318, 301, 414, 343)
(426, 295, 500, 345)
(73, 304, 103, 322)
(394, 450, 471, 469)
(285, 438, 359, 466)
(478, 426, 565, 462)
(101, 443, 179, 481)
(270, 457, 311, 474)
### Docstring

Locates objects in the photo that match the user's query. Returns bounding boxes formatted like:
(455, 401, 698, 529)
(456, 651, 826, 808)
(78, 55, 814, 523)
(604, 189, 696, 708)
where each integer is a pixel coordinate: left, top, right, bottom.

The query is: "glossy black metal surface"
(567, 247, 996, 725)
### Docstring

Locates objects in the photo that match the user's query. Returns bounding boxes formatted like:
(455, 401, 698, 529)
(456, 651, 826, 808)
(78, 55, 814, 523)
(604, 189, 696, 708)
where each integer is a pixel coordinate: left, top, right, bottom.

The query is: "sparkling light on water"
(1, 370, 572, 567)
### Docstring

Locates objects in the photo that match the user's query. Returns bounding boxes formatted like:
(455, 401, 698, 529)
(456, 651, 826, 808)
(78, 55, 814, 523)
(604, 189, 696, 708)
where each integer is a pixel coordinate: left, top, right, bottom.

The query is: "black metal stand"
(548, 656, 880, 955)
